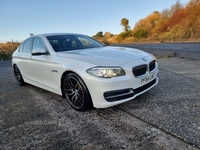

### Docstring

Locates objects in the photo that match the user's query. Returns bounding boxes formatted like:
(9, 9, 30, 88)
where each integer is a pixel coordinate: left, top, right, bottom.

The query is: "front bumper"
(104, 78, 157, 102)
(83, 58, 159, 108)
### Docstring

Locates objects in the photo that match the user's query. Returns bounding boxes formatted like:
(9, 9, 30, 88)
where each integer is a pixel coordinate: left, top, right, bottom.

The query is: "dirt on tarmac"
(0, 48, 200, 150)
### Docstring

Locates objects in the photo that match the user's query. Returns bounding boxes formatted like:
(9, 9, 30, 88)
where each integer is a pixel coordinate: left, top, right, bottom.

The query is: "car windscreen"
(46, 35, 105, 52)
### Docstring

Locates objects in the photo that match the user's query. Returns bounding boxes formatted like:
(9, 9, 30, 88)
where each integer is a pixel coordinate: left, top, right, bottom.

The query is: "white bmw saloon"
(12, 33, 159, 111)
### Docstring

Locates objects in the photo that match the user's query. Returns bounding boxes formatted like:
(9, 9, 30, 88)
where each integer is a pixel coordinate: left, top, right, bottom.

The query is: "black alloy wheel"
(63, 73, 93, 111)
(14, 65, 25, 85)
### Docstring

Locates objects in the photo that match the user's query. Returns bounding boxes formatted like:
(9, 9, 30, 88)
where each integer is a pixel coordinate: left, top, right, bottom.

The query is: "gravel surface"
(0, 46, 200, 149)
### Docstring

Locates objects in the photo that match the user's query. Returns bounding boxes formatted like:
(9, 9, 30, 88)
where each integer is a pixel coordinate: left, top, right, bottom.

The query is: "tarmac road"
(112, 42, 200, 52)
(113, 42, 200, 61)
(0, 43, 200, 149)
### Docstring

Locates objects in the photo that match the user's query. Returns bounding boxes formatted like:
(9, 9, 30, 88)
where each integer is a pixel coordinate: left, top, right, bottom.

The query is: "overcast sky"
(0, 0, 190, 42)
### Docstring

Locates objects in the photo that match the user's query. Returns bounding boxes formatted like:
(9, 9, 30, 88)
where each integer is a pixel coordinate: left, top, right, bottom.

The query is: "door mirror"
(31, 48, 48, 56)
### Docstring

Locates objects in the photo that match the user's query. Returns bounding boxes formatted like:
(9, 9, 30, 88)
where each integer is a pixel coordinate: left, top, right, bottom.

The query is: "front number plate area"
(141, 73, 155, 84)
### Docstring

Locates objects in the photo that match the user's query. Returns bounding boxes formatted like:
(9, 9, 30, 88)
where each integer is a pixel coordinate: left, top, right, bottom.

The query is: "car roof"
(34, 33, 84, 37)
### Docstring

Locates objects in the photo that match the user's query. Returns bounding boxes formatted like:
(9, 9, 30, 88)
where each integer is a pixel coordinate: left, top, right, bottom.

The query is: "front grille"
(104, 89, 134, 102)
(149, 60, 156, 72)
(132, 65, 147, 77)
(132, 60, 157, 77)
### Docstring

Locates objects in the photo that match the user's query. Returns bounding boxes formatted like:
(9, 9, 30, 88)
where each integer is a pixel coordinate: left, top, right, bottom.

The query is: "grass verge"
(0, 50, 14, 61)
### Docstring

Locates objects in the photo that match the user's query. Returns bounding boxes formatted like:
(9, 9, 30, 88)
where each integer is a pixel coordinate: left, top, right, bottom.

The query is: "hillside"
(93, 0, 200, 43)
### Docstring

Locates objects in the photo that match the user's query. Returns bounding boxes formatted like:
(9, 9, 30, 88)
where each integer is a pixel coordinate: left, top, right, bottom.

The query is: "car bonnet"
(56, 46, 150, 66)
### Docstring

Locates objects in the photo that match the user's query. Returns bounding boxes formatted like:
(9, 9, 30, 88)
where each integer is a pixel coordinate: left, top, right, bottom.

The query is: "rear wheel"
(14, 65, 25, 86)
(63, 73, 93, 111)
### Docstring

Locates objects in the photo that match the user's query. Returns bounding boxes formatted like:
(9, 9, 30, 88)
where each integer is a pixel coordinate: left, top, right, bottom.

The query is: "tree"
(92, 31, 104, 40)
(96, 31, 103, 38)
(160, 8, 171, 20)
(171, 0, 183, 15)
(120, 18, 130, 32)
(133, 11, 160, 37)
(104, 32, 113, 39)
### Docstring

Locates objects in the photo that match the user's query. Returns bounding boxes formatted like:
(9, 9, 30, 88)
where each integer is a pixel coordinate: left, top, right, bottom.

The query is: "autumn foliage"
(130, 0, 200, 42)
(0, 42, 20, 60)
(94, 0, 200, 43)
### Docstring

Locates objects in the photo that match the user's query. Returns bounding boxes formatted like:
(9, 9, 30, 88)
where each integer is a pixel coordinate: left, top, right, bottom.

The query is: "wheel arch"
(60, 71, 93, 107)
(60, 70, 74, 98)
(60, 70, 91, 98)
(12, 63, 17, 69)
(13, 63, 26, 86)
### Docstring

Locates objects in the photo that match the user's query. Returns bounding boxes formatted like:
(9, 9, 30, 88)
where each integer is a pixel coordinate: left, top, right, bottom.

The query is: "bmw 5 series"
(12, 33, 159, 111)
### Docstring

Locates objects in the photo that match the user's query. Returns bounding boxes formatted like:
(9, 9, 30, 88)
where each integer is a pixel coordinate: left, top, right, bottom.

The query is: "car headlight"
(86, 67, 125, 78)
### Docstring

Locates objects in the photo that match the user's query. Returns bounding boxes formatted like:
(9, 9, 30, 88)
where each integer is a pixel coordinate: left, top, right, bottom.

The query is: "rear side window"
(18, 42, 24, 52)
(23, 38, 34, 53)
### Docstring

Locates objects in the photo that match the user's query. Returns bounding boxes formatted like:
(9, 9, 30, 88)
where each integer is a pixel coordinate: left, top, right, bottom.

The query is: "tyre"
(14, 65, 25, 86)
(63, 73, 93, 111)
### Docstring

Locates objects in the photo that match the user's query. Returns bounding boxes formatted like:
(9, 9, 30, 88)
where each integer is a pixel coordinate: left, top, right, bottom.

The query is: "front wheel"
(63, 73, 93, 111)
(14, 65, 25, 86)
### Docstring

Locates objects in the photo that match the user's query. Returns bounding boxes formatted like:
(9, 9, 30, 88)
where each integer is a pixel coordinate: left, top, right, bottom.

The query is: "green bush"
(0, 50, 14, 61)
(116, 31, 133, 43)
(133, 28, 148, 38)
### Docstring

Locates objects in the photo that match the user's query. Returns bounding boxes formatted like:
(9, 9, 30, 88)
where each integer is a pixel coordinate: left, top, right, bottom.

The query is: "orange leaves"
(0, 42, 20, 51)
(134, 11, 160, 32)
(132, 0, 200, 41)
(159, 8, 185, 32)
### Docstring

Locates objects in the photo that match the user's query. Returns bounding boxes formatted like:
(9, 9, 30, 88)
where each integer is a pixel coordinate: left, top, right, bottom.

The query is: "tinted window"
(23, 38, 34, 53)
(33, 37, 46, 50)
(78, 37, 97, 48)
(46, 35, 104, 52)
(18, 42, 24, 52)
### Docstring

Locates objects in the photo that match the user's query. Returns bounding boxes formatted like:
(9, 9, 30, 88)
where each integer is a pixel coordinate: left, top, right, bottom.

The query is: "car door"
(29, 37, 55, 89)
(17, 37, 34, 81)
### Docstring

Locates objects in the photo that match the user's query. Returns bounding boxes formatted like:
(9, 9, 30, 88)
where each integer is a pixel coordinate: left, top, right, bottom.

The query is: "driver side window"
(78, 37, 93, 47)
(33, 37, 46, 50)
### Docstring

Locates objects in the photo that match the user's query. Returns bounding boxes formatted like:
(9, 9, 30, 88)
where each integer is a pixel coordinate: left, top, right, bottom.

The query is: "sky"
(0, 0, 190, 42)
